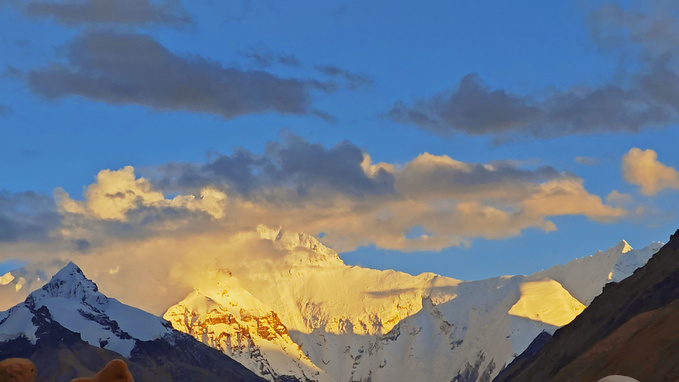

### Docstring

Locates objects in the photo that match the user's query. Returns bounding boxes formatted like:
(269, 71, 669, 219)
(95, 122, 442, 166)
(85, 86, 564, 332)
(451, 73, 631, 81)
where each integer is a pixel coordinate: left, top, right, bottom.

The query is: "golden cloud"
(623, 148, 679, 196)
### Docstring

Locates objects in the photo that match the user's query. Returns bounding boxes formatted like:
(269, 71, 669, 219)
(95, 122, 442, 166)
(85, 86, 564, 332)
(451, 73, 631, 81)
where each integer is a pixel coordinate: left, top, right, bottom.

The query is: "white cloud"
(56, 166, 227, 221)
(622, 148, 679, 195)
(0, 146, 629, 314)
(575, 156, 600, 165)
(523, 178, 625, 223)
(606, 190, 633, 206)
(42, 149, 625, 254)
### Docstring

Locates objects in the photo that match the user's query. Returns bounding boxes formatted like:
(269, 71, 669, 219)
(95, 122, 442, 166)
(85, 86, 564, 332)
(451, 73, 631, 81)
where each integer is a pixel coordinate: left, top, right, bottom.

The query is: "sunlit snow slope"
(165, 227, 661, 382)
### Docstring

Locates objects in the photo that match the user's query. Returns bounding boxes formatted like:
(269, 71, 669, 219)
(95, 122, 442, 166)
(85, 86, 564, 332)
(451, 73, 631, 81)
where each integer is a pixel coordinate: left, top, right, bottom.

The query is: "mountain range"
(0, 262, 264, 381)
(0, 227, 667, 381)
(163, 228, 662, 382)
(495, 229, 679, 381)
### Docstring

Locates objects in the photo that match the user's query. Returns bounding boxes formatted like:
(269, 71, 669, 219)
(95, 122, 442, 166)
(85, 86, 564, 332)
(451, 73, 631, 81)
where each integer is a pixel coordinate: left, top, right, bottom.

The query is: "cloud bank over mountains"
(1, 135, 626, 262)
(0, 1, 677, 315)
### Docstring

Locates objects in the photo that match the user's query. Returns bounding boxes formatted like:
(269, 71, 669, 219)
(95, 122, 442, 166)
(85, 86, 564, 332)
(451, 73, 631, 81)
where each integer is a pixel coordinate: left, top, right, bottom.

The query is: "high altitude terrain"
(0, 263, 263, 381)
(0, 227, 664, 381)
(495, 230, 679, 382)
(163, 227, 661, 381)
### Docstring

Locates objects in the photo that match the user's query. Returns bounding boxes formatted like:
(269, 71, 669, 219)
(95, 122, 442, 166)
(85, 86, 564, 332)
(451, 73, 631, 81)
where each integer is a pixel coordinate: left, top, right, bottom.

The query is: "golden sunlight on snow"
(0, 272, 14, 285)
(508, 279, 586, 327)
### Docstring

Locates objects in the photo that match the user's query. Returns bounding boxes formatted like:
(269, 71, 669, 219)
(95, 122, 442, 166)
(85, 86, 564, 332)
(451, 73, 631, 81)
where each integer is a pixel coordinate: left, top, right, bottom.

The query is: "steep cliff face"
(494, 231, 679, 382)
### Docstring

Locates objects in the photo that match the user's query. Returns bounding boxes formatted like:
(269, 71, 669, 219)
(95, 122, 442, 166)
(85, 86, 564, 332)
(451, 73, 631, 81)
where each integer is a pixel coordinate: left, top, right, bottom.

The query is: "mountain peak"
(614, 240, 633, 254)
(52, 261, 85, 279)
(31, 262, 108, 309)
(257, 225, 344, 266)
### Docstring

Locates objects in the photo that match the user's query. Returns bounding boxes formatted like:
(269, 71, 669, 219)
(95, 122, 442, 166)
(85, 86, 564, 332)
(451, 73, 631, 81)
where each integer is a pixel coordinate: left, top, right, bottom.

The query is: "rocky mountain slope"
(0, 263, 264, 382)
(165, 227, 662, 382)
(493, 230, 679, 382)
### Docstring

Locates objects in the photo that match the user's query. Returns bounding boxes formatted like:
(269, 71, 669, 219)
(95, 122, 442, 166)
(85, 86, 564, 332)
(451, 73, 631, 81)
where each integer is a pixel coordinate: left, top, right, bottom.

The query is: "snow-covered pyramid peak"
(613, 240, 633, 254)
(0, 264, 266, 382)
(1, 262, 174, 358)
(28, 261, 108, 310)
(257, 225, 343, 266)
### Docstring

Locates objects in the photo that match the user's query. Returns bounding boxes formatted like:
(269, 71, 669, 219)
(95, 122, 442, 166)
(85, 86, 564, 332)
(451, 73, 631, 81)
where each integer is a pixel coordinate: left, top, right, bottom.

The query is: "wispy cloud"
(244, 48, 301, 68)
(575, 156, 600, 166)
(156, 133, 394, 197)
(0, 190, 60, 243)
(28, 30, 333, 119)
(388, 2, 679, 139)
(0, 104, 11, 117)
(23, 0, 192, 27)
(387, 69, 676, 139)
(315, 65, 372, 89)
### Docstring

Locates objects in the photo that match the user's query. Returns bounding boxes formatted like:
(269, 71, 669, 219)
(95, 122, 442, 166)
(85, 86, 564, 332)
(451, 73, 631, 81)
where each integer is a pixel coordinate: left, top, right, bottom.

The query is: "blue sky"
(1, 0, 679, 281)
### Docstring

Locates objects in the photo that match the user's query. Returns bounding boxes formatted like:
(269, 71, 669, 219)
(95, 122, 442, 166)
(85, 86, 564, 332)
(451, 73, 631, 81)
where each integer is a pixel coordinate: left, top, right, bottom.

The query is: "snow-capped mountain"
(610, 241, 663, 282)
(0, 262, 264, 381)
(0, 262, 173, 357)
(164, 227, 663, 382)
(164, 275, 332, 382)
(495, 231, 679, 381)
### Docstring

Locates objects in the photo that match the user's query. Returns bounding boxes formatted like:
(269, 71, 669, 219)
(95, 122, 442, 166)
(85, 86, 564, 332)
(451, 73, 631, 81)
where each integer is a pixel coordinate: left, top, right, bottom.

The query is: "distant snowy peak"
(161, 229, 667, 382)
(532, 239, 644, 306)
(29, 262, 108, 309)
(0, 263, 267, 381)
(257, 224, 344, 267)
(614, 239, 634, 254)
(0, 262, 173, 358)
(0, 259, 68, 310)
(611, 242, 664, 283)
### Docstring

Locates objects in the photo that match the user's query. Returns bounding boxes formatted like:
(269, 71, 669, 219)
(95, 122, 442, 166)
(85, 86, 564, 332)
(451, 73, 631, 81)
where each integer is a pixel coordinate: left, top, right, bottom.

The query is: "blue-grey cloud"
(315, 65, 373, 89)
(24, 0, 192, 27)
(588, 1, 679, 56)
(244, 48, 301, 68)
(0, 190, 60, 242)
(388, 74, 541, 136)
(156, 133, 395, 197)
(0, 104, 11, 117)
(389, 2, 679, 139)
(387, 69, 676, 139)
(2, 66, 22, 79)
(28, 30, 332, 119)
